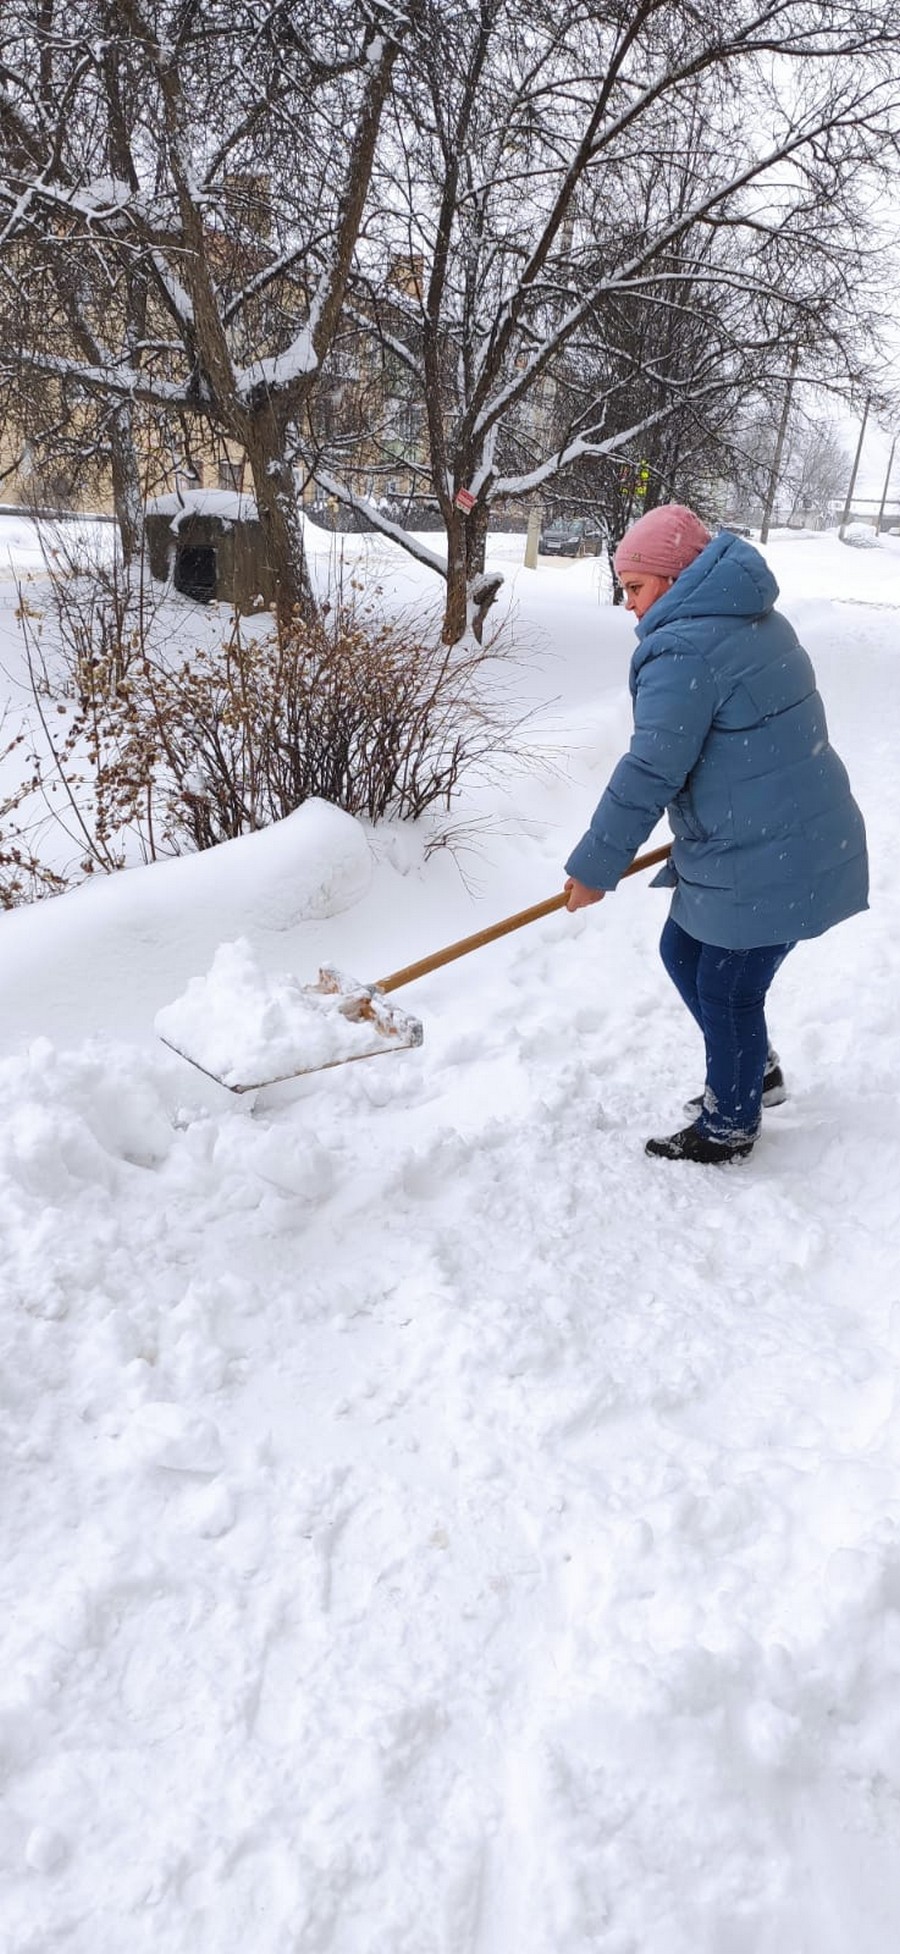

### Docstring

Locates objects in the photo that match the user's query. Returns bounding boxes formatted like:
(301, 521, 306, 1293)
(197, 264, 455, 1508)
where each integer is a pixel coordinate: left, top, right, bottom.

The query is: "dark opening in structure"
(174, 544, 217, 602)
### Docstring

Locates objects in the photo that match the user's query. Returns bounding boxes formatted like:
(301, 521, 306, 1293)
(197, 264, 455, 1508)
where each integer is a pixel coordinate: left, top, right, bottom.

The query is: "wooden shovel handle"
(375, 840, 672, 995)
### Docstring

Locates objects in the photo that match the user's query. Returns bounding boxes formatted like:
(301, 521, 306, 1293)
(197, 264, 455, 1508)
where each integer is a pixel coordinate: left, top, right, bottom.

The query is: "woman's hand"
(564, 876, 606, 913)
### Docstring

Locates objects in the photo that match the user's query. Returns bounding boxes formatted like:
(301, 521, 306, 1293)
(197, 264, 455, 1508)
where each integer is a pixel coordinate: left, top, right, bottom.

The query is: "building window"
(218, 459, 244, 492)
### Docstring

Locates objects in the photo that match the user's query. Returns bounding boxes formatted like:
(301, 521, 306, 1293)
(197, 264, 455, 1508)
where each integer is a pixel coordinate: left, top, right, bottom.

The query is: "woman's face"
(619, 572, 672, 619)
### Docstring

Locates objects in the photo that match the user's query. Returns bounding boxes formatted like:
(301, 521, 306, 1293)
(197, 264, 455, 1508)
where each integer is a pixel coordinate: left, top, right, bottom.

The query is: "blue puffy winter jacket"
(565, 531, 869, 949)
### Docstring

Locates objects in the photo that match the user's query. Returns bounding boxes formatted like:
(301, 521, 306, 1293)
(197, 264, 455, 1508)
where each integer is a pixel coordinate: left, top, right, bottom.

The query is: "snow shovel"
(157, 840, 672, 1093)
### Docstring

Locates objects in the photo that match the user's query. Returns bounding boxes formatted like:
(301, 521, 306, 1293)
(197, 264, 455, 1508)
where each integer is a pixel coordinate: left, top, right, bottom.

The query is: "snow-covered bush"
(840, 522, 880, 550)
(0, 720, 66, 906)
(130, 601, 520, 850)
(29, 522, 156, 698)
(8, 565, 522, 894)
(13, 548, 157, 877)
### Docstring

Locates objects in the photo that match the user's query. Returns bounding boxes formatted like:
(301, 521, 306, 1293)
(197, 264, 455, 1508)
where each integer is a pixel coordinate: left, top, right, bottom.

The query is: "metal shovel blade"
(157, 954, 423, 1093)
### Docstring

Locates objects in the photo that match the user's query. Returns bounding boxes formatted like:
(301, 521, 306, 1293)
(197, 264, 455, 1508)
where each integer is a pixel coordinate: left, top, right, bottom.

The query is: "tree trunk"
(441, 500, 496, 643)
(442, 510, 469, 643)
(760, 347, 799, 544)
(108, 403, 144, 569)
(242, 409, 315, 622)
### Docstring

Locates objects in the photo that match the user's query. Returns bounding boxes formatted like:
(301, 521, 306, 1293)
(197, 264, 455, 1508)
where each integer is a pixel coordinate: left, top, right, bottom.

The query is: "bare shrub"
(0, 718, 66, 906)
(37, 520, 156, 699)
(0, 832, 67, 907)
(8, 556, 525, 893)
(13, 558, 156, 878)
(132, 598, 523, 852)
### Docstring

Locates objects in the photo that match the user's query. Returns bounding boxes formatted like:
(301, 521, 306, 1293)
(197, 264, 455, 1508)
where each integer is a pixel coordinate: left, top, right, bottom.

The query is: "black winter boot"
(760, 1056, 787, 1106)
(645, 1123, 755, 1165)
(683, 1054, 786, 1122)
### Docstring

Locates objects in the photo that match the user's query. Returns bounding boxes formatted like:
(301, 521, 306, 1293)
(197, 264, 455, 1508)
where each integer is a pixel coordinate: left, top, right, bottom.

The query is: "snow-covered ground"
(1, 515, 899, 1954)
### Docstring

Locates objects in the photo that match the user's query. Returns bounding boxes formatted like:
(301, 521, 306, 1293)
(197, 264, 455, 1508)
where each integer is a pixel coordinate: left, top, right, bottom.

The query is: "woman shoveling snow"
(564, 503, 869, 1165)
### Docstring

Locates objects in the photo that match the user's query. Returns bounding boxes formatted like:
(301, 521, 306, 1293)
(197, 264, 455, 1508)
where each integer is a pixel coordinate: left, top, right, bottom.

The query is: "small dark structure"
(144, 490, 276, 612)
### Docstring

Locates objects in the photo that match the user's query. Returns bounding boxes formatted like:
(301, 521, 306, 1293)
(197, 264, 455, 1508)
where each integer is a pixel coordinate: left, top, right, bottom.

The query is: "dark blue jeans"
(659, 918, 794, 1142)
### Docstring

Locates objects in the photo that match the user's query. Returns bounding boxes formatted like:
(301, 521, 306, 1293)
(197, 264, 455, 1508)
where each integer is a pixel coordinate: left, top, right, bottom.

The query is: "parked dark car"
(539, 516, 599, 556)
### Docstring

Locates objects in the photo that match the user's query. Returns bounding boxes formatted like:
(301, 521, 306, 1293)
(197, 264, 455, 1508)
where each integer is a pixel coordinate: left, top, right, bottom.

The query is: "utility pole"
(760, 347, 799, 545)
(838, 396, 871, 541)
(524, 202, 576, 570)
(876, 433, 897, 535)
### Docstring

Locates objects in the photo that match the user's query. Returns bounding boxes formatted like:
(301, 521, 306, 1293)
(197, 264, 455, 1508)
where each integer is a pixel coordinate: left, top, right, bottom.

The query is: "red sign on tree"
(454, 487, 476, 513)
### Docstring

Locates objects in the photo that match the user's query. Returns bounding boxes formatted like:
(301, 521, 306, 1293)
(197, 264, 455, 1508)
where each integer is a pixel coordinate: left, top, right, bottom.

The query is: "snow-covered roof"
(144, 488, 260, 528)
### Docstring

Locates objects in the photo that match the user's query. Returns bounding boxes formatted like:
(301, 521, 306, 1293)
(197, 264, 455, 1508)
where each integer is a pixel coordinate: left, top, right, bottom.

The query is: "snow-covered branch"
(307, 463, 449, 579)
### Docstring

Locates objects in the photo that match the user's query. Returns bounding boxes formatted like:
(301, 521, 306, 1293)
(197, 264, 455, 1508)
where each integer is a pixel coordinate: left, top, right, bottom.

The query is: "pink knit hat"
(614, 503, 711, 581)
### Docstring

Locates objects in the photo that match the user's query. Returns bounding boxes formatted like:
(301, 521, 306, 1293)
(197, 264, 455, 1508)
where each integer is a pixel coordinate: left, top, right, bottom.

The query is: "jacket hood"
(636, 531, 779, 635)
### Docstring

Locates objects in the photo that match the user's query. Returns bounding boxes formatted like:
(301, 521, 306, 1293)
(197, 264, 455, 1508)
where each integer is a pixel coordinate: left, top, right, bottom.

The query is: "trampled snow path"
(2, 527, 900, 1952)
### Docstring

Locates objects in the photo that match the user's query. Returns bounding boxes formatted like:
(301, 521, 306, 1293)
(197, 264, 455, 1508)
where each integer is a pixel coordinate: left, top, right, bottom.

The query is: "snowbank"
(0, 798, 373, 1051)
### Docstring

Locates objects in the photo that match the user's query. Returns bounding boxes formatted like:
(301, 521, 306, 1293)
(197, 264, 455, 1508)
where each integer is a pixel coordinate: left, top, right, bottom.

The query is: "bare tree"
(3, 0, 899, 644)
(314, 0, 900, 639)
(0, 0, 412, 610)
(726, 395, 850, 528)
